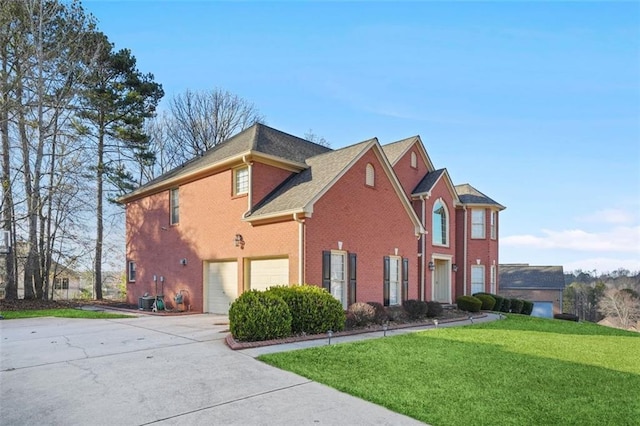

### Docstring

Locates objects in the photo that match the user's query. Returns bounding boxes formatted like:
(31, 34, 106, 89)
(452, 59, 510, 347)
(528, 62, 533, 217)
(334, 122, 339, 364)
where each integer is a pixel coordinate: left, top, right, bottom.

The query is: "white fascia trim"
(243, 208, 308, 223)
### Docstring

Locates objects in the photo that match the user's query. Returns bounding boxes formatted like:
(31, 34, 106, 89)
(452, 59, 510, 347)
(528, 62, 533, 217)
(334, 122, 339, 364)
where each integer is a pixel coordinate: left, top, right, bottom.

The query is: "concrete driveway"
(0, 314, 424, 425)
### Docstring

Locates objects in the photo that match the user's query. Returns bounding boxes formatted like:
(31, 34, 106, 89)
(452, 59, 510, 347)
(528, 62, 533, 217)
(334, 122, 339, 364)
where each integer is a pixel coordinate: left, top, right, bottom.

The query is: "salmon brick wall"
(126, 165, 299, 312)
(305, 149, 419, 305)
(392, 145, 431, 198)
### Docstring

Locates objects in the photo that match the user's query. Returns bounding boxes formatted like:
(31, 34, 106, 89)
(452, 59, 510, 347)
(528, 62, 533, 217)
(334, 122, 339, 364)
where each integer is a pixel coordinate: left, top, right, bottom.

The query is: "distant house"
(118, 123, 505, 313)
(499, 264, 566, 317)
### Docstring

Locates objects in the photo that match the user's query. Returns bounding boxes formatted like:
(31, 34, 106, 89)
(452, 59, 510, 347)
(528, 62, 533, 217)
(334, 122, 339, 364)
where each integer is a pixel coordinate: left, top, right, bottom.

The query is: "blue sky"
(85, 1, 640, 274)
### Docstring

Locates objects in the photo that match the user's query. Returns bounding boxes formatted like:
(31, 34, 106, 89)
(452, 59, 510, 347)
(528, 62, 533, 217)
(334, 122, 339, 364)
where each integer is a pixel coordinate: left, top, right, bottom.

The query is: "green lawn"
(0, 309, 133, 320)
(259, 315, 640, 426)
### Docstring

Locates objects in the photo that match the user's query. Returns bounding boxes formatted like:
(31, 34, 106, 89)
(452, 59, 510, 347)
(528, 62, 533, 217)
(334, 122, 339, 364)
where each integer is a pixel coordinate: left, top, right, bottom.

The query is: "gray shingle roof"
(413, 169, 446, 195)
(499, 265, 566, 290)
(455, 184, 505, 209)
(381, 136, 419, 165)
(246, 139, 376, 219)
(120, 123, 331, 201)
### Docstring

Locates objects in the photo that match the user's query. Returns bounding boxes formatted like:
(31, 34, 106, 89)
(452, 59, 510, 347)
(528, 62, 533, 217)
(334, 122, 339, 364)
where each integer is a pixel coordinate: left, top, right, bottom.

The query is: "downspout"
(293, 213, 304, 284)
(242, 155, 252, 217)
(463, 206, 468, 296)
(420, 196, 426, 301)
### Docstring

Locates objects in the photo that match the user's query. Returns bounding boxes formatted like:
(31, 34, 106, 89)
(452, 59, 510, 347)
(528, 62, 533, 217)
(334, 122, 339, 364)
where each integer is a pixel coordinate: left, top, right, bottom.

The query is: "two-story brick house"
(119, 123, 504, 313)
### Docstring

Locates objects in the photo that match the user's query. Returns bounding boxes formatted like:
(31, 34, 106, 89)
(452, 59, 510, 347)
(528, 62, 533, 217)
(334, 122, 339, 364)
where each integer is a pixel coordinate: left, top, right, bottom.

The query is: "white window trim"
(234, 166, 249, 195)
(432, 198, 449, 247)
(410, 152, 417, 169)
(471, 209, 486, 239)
(490, 210, 497, 240)
(330, 250, 348, 309)
(128, 261, 136, 283)
(389, 255, 402, 306)
(471, 265, 485, 294)
(170, 188, 179, 225)
(365, 163, 375, 187)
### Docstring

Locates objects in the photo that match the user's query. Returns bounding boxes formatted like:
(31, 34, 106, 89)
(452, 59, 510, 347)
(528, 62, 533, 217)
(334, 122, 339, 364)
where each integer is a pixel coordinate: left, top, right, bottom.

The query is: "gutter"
(463, 205, 468, 296)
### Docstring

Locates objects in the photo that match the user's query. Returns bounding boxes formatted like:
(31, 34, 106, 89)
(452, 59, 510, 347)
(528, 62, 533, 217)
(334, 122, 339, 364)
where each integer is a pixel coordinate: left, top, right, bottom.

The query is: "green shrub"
(386, 305, 408, 322)
(456, 295, 482, 313)
(475, 294, 496, 311)
(425, 301, 443, 318)
(500, 298, 511, 313)
(492, 295, 504, 312)
(366, 302, 389, 324)
(403, 299, 428, 320)
(229, 290, 292, 341)
(347, 302, 376, 327)
(510, 299, 524, 314)
(554, 313, 579, 322)
(266, 285, 344, 334)
(521, 300, 534, 315)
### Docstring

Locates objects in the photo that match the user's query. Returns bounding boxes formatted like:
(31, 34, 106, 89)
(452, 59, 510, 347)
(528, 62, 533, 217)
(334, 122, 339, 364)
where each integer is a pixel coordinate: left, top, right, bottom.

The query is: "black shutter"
(402, 257, 409, 302)
(349, 253, 357, 305)
(383, 256, 390, 306)
(322, 251, 331, 292)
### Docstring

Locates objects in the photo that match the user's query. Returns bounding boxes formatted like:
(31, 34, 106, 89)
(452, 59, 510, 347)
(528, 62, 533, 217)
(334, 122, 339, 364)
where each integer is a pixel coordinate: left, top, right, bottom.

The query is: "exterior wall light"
(234, 234, 245, 249)
(452, 264, 458, 272)
(428, 261, 435, 271)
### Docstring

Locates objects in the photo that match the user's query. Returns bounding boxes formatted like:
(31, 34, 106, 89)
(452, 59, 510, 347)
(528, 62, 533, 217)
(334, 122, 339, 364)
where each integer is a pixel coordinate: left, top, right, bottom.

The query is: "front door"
(433, 259, 451, 303)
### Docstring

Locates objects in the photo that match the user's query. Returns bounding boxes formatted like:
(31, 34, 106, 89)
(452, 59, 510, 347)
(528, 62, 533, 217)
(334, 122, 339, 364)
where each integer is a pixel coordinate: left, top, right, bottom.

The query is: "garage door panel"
(207, 261, 238, 314)
(250, 258, 289, 292)
(532, 301, 553, 318)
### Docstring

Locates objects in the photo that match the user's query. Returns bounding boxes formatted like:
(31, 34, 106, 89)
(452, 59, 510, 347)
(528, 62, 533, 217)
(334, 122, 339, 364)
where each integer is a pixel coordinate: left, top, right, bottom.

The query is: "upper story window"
(471, 208, 485, 239)
(432, 199, 448, 246)
(170, 188, 179, 225)
(410, 152, 417, 168)
(365, 163, 375, 186)
(128, 261, 136, 282)
(490, 210, 497, 240)
(234, 167, 249, 195)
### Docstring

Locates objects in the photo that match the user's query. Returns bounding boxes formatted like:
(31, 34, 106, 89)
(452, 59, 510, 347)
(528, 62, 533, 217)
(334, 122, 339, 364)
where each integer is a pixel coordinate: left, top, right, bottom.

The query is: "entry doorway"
(432, 258, 451, 303)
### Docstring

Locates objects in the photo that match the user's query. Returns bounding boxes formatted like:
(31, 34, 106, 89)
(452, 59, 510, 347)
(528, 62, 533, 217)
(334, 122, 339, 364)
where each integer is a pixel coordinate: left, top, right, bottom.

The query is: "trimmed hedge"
(266, 285, 345, 334)
(347, 302, 376, 327)
(456, 295, 482, 313)
(475, 294, 496, 311)
(510, 299, 524, 314)
(229, 290, 292, 341)
(521, 300, 534, 316)
(403, 299, 428, 320)
(426, 301, 443, 318)
(500, 298, 511, 313)
(554, 313, 579, 322)
(492, 295, 504, 312)
(366, 302, 389, 324)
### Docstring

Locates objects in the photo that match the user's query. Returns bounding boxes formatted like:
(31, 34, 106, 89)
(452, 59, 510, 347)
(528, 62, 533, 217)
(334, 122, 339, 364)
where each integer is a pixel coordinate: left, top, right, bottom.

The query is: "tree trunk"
(94, 123, 104, 300)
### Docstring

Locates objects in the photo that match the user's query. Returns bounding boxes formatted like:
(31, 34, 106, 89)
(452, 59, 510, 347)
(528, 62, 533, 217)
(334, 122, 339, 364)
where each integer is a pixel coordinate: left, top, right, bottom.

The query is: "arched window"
(366, 163, 375, 186)
(410, 152, 417, 168)
(432, 199, 448, 245)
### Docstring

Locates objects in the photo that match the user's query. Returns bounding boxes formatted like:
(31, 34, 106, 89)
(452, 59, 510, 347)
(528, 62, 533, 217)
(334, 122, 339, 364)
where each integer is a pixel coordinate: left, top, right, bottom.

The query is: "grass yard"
(259, 315, 640, 426)
(0, 309, 133, 320)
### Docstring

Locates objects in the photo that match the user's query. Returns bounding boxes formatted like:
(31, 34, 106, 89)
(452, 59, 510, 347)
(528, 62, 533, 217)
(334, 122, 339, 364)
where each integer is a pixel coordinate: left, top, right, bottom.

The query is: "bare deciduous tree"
(598, 288, 640, 330)
(166, 88, 264, 160)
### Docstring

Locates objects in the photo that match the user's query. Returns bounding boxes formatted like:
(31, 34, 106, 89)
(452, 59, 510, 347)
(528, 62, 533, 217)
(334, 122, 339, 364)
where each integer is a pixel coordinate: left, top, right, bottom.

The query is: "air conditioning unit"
(138, 296, 156, 311)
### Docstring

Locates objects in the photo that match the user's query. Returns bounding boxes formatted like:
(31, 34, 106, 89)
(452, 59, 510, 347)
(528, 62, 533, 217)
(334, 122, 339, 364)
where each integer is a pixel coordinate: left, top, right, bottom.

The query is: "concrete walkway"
(0, 311, 500, 425)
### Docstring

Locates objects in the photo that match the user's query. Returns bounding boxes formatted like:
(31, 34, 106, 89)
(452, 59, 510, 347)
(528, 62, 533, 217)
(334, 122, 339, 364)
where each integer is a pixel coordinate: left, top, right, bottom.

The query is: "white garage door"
(249, 258, 289, 292)
(532, 302, 553, 318)
(207, 261, 238, 314)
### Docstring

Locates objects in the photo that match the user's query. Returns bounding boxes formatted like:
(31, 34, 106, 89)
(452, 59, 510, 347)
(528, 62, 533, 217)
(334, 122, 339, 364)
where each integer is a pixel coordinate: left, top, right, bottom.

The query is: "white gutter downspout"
(420, 192, 430, 301)
(293, 213, 304, 284)
(463, 206, 468, 296)
(242, 155, 252, 217)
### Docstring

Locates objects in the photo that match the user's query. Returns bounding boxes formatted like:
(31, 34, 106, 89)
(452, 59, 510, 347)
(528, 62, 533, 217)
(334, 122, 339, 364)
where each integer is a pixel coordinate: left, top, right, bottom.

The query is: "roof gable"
(246, 140, 425, 235)
(499, 264, 566, 290)
(412, 168, 460, 204)
(455, 183, 505, 210)
(382, 136, 435, 172)
(118, 123, 331, 203)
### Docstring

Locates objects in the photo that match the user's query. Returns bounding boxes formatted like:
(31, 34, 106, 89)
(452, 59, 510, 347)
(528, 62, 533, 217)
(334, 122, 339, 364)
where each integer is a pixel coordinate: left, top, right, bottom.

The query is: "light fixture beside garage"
(234, 234, 245, 249)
